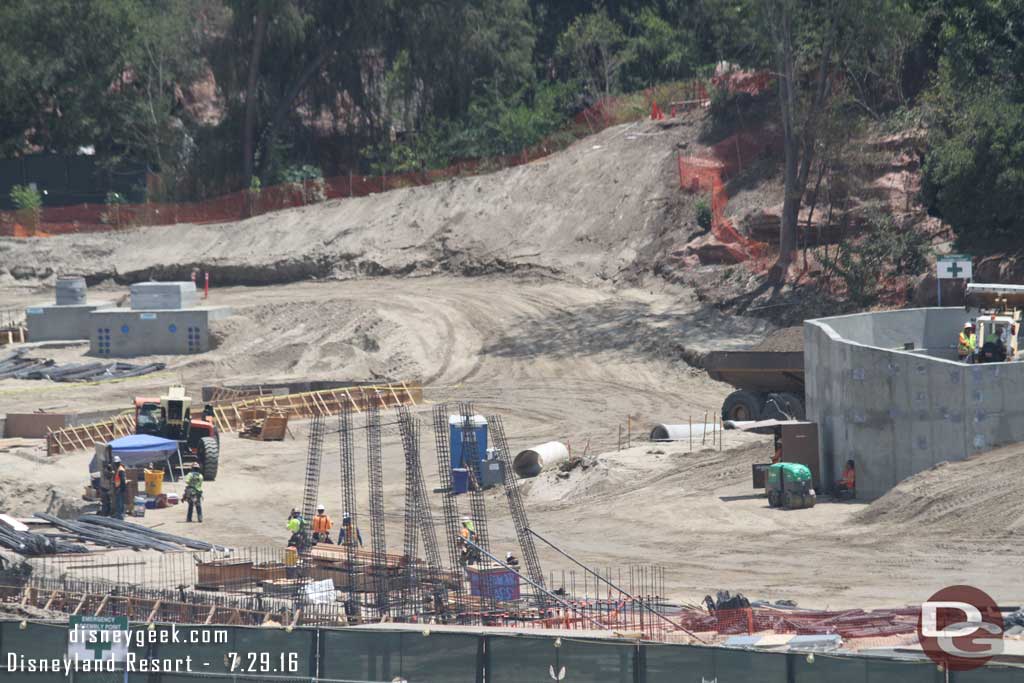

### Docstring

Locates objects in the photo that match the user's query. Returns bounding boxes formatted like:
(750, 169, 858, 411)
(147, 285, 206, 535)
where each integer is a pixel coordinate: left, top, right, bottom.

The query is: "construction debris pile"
(0, 514, 226, 556)
(0, 349, 165, 382)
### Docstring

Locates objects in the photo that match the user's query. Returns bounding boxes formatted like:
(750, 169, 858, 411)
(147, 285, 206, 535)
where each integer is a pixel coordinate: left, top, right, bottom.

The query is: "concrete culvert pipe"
(513, 442, 570, 478)
(650, 424, 711, 442)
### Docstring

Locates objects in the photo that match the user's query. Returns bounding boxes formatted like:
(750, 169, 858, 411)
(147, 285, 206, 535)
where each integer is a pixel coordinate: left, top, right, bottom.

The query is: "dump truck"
(705, 332, 805, 422)
(964, 283, 1024, 363)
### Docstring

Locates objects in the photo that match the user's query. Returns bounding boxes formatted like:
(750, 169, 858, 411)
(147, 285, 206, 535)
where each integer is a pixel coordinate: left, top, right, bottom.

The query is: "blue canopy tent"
(89, 434, 182, 473)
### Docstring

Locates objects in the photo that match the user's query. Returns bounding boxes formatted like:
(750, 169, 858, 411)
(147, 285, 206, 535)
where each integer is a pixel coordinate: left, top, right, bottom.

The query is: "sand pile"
(853, 445, 1024, 536)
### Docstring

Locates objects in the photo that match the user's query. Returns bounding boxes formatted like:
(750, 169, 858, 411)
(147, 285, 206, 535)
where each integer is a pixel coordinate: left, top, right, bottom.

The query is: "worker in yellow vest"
(958, 321, 976, 362)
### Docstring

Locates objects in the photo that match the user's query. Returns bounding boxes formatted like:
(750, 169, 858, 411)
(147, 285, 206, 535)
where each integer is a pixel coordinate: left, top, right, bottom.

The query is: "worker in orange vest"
(112, 456, 128, 519)
(312, 504, 333, 544)
(836, 459, 856, 497)
(459, 516, 480, 565)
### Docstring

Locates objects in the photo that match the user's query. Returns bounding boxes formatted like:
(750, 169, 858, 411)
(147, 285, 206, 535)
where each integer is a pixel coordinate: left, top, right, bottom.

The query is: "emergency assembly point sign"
(917, 585, 1004, 671)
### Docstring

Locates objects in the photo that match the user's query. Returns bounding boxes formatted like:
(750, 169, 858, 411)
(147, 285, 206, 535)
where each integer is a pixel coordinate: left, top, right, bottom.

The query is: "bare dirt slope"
(0, 117, 703, 287)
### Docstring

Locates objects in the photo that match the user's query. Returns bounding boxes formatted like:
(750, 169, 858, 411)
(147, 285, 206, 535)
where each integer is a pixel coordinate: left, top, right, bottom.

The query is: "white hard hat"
(461, 515, 471, 522)
(505, 551, 513, 559)
(112, 455, 122, 463)
(317, 504, 325, 511)
(965, 321, 974, 328)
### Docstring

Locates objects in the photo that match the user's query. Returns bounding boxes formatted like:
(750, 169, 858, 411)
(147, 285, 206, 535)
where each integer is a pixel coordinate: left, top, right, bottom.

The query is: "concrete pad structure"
(805, 307, 1024, 499)
(26, 301, 112, 341)
(89, 306, 229, 357)
(130, 281, 198, 310)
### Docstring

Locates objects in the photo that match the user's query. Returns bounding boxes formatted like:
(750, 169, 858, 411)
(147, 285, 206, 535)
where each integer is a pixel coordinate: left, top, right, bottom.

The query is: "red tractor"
(134, 386, 220, 480)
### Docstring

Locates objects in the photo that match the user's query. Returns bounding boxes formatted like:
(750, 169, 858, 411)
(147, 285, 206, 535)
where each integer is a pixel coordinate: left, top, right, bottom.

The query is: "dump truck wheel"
(804, 493, 816, 508)
(722, 390, 762, 422)
(199, 437, 219, 481)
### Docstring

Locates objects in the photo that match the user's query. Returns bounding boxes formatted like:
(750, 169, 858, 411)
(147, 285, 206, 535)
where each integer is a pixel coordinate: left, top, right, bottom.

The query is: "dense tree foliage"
(0, 0, 1019, 258)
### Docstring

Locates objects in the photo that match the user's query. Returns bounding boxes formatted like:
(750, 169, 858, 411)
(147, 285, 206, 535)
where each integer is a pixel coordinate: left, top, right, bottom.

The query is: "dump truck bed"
(703, 350, 804, 393)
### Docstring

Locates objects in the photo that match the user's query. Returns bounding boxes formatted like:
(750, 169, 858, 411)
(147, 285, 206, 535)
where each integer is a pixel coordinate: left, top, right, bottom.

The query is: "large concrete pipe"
(649, 424, 712, 442)
(513, 442, 570, 478)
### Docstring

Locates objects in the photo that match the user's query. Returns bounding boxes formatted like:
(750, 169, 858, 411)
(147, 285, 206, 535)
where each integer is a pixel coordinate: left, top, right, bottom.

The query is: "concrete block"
(130, 281, 198, 310)
(26, 302, 113, 342)
(88, 307, 228, 357)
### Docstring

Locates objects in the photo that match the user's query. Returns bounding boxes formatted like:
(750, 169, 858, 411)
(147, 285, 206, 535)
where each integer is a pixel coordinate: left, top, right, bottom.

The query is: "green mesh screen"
(487, 635, 634, 683)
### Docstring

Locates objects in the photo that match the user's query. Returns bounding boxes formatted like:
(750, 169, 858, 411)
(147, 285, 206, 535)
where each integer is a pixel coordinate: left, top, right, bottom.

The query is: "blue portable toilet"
(452, 468, 470, 495)
(449, 414, 488, 486)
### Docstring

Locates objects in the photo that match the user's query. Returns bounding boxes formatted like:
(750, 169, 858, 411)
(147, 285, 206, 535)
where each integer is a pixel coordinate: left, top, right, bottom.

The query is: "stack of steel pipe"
(0, 525, 90, 555)
(76, 515, 226, 551)
(33, 513, 223, 552)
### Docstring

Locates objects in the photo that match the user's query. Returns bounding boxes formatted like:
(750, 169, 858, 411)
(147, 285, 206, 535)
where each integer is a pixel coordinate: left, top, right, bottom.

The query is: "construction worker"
(312, 504, 333, 544)
(112, 456, 128, 519)
(836, 459, 856, 498)
(958, 321, 976, 362)
(286, 510, 306, 549)
(184, 462, 204, 523)
(459, 516, 479, 565)
(337, 512, 363, 547)
(505, 551, 519, 568)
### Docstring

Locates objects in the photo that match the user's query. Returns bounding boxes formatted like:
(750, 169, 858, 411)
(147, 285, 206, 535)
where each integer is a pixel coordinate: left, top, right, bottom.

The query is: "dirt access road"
(2, 275, 1021, 610)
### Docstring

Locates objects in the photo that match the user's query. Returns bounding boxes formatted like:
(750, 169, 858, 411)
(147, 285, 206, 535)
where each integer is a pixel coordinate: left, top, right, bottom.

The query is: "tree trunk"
(242, 3, 270, 185)
(254, 45, 334, 178)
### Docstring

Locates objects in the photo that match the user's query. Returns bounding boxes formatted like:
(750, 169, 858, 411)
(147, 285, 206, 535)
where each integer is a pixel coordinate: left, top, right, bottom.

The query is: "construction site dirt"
(0, 275, 1020, 614)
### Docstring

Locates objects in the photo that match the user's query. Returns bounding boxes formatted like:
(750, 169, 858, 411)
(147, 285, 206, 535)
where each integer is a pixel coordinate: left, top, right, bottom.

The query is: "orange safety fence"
(0, 80, 710, 239)
(678, 126, 781, 265)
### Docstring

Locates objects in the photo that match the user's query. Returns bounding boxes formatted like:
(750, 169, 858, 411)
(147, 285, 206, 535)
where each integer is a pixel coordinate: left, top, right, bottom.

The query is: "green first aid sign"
(68, 616, 130, 663)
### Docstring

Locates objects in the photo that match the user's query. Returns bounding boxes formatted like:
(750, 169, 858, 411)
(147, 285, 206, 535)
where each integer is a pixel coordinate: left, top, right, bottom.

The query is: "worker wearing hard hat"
(459, 516, 480, 565)
(184, 462, 204, 523)
(337, 512, 363, 547)
(958, 321, 976, 362)
(312, 504, 333, 544)
(111, 456, 128, 519)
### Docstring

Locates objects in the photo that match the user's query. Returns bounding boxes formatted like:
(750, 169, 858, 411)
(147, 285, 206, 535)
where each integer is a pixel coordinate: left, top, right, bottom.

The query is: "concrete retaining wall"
(805, 307, 1024, 499)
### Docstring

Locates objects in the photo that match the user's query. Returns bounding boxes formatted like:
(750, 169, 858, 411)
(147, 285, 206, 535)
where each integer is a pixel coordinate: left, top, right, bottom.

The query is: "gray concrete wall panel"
(805, 307, 1024, 499)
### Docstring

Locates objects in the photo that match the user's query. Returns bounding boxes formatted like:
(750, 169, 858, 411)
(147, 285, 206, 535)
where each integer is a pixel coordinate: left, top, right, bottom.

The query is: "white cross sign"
(937, 256, 972, 280)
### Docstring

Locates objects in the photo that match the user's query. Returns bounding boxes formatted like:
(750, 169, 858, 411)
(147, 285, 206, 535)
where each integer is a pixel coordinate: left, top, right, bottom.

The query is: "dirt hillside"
(0, 116, 712, 288)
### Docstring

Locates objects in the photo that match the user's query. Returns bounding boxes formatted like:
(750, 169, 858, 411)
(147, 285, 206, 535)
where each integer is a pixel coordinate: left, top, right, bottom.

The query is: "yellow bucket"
(284, 548, 298, 566)
(144, 469, 164, 497)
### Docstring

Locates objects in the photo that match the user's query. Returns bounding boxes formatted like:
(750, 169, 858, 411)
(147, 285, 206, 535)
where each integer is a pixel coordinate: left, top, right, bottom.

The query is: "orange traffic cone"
(651, 101, 665, 120)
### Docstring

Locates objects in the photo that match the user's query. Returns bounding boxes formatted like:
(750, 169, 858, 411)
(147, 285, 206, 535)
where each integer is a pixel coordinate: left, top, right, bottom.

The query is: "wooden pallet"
(45, 381, 421, 455)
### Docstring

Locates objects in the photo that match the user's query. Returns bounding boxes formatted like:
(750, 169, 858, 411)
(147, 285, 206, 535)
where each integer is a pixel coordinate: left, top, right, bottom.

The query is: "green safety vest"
(287, 517, 301, 533)
(185, 471, 203, 493)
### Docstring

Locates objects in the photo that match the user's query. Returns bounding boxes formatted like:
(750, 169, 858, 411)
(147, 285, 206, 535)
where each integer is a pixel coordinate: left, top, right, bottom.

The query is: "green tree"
(755, 0, 915, 281)
(920, 0, 1024, 249)
(556, 9, 634, 97)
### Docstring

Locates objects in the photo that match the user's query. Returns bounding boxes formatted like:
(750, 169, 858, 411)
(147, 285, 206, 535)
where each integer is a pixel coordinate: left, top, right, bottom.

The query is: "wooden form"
(45, 413, 136, 456)
(45, 381, 421, 455)
(0, 583, 347, 627)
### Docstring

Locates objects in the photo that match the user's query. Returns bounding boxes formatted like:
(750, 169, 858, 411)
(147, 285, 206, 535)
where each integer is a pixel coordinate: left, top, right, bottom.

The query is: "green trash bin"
(766, 462, 816, 509)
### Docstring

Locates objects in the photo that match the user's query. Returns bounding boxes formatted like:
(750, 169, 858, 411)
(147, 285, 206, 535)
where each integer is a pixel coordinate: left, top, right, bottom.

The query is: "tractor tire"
(199, 437, 219, 481)
(782, 490, 794, 509)
(722, 390, 763, 422)
(768, 490, 780, 508)
(804, 493, 816, 508)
